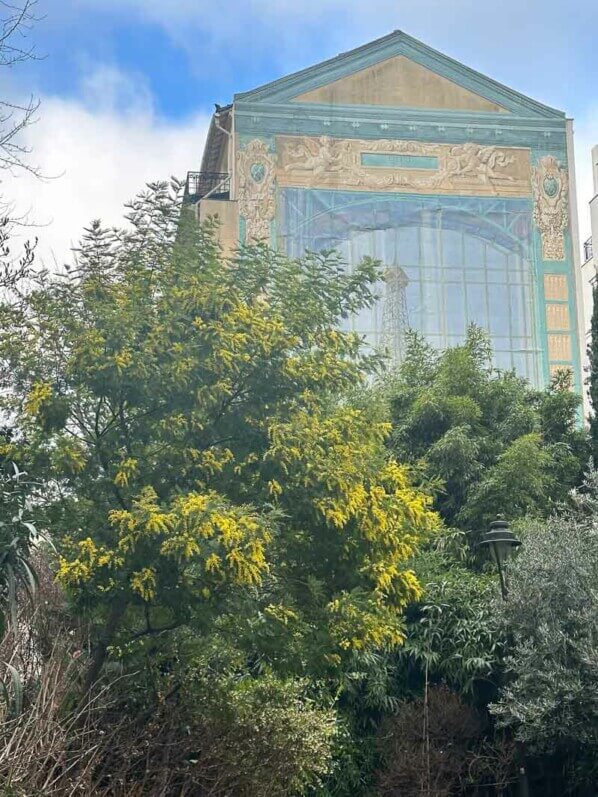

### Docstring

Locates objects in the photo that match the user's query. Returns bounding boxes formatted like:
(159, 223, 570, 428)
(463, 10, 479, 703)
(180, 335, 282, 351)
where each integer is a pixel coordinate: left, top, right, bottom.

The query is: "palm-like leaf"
(0, 454, 41, 714)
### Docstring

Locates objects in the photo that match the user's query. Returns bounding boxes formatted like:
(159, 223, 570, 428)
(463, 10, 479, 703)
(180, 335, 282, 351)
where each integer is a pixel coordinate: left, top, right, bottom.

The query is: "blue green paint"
(235, 106, 568, 152)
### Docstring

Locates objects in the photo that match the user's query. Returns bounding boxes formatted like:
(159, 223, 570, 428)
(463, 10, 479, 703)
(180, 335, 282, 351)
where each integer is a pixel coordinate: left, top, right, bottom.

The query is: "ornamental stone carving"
(276, 135, 531, 197)
(532, 155, 569, 261)
(237, 139, 276, 243)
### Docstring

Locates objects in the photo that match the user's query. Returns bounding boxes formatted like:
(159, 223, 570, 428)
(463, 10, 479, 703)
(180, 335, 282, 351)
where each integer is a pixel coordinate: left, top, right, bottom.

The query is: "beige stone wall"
(198, 199, 239, 257)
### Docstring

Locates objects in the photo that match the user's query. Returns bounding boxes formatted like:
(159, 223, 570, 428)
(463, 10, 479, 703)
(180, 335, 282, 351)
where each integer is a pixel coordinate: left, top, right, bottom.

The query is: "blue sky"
(19, 0, 598, 119)
(5, 0, 598, 263)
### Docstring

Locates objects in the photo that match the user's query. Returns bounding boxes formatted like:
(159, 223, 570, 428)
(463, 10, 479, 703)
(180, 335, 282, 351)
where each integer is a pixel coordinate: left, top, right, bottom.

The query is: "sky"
(3, 0, 598, 266)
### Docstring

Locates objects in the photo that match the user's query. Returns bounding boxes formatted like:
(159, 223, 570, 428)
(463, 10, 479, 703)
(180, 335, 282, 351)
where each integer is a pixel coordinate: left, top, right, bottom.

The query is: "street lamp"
(477, 517, 521, 601)
(478, 517, 528, 797)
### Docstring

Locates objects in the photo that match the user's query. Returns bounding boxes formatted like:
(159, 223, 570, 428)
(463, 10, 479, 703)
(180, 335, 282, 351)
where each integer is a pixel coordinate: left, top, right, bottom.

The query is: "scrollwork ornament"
(532, 155, 569, 261)
(237, 139, 276, 243)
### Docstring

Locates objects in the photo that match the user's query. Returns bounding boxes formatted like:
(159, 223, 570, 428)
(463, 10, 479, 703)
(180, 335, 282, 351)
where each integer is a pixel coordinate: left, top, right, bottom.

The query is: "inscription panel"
(361, 153, 439, 170)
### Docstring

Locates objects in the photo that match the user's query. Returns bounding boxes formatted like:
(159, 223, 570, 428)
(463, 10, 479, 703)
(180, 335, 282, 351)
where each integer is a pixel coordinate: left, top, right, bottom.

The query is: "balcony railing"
(584, 237, 593, 263)
(185, 171, 230, 202)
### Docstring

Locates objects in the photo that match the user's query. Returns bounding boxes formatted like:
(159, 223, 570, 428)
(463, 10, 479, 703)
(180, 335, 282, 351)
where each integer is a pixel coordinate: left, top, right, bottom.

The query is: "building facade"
(190, 32, 584, 392)
(580, 146, 598, 342)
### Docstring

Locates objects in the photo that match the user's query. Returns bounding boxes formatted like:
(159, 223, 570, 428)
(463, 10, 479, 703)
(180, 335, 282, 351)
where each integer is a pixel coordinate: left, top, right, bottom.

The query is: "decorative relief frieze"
(532, 155, 569, 261)
(237, 139, 277, 243)
(276, 135, 532, 197)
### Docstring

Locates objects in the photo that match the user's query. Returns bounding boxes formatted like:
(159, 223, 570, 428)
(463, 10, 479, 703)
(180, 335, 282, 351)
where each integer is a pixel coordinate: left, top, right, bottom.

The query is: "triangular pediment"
(235, 31, 564, 120)
(293, 55, 508, 113)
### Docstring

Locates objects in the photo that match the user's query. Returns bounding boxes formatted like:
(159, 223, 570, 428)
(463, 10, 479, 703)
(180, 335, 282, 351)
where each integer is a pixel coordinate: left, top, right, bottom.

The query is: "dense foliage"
(0, 442, 39, 638)
(398, 547, 502, 695)
(386, 328, 588, 532)
(0, 182, 443, 792)
(491, 473, 598, 789)
(588, 281, 598, 464)
(0, 179, 594, 794)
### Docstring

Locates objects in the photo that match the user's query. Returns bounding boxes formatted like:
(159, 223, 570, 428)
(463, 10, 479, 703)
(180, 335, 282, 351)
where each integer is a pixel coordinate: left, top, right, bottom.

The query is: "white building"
(581, 146, 598, 343)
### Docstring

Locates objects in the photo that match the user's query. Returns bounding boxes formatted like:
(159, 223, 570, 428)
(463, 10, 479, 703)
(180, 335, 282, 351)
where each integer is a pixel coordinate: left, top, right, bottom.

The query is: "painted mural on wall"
(276, 135, 531, 197)
(279, 188, 539, 384)
(234, 135, 577, 388)
(230, 32, 581, 391)
(237, 139, 276, 243)
(532, 155, 569, 261)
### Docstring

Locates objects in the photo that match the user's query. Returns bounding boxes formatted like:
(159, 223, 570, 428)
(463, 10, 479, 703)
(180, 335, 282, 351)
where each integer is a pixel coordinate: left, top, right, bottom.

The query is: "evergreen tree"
(385, 326, 589, 532)
(587, 281, 598, 462)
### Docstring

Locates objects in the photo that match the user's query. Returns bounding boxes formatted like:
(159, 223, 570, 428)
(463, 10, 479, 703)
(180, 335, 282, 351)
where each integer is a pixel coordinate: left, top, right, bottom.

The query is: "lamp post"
(477, 517, 521, 601)
(478, 517, 528, 797)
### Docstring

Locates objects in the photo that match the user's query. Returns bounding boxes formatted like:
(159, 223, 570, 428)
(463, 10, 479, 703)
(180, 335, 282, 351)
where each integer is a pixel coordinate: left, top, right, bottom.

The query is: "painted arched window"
(279, 189, 539, 385)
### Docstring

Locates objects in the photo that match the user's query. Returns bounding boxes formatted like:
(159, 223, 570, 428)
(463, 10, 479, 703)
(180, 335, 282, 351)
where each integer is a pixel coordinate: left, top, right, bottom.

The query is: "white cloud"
(2, 66, 209, 269)
(78, 64, 155, 117)
(76, 0, 595, 67)
(73, 0, 477, 72)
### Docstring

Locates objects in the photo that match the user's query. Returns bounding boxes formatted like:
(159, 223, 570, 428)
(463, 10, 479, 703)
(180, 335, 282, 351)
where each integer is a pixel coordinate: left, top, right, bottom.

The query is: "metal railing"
(185, 171, 230, 201)
(584, 237, 593, 262)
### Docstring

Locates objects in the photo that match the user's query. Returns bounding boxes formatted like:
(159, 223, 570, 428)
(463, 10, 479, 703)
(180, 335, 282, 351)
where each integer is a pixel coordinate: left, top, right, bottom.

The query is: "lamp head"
(478, 518, 521, 566)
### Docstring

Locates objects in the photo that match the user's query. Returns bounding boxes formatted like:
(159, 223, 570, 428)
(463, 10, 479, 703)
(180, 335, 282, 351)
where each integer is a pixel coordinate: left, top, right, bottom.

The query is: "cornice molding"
(234, 104, 568, 153)
(235, 101, 568, 131)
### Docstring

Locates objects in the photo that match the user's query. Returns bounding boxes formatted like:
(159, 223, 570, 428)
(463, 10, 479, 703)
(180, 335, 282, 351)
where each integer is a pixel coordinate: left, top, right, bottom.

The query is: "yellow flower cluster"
(264, 603, 299, 626)
(107, 486, 272, 592)
(264, 403, 439, 649)
(113, 349, 133, 373)
(24, 381, 53, 417)
(130, 567, 157, 601)
(201, 301, 288, 377)
(53, 439, 87, 473)
(186, 447, 234, 476)
(327, 592, 405, 652)
(114, 457, 138, 487)
(109, 486, 174, 553)
(56, 536, 123, 589)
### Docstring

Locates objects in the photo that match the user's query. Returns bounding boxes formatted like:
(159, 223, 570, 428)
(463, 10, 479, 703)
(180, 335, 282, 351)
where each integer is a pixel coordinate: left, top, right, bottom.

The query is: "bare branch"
(0, 1, 42, 176)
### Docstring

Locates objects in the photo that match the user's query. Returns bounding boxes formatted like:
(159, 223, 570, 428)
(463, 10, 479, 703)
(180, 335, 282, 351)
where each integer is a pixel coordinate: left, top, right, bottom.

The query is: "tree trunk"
(81, 598, 126, 699)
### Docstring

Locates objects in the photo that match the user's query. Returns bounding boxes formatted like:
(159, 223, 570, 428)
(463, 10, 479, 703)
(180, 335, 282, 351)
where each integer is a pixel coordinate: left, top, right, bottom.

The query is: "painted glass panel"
(278, 188, 539, 385)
